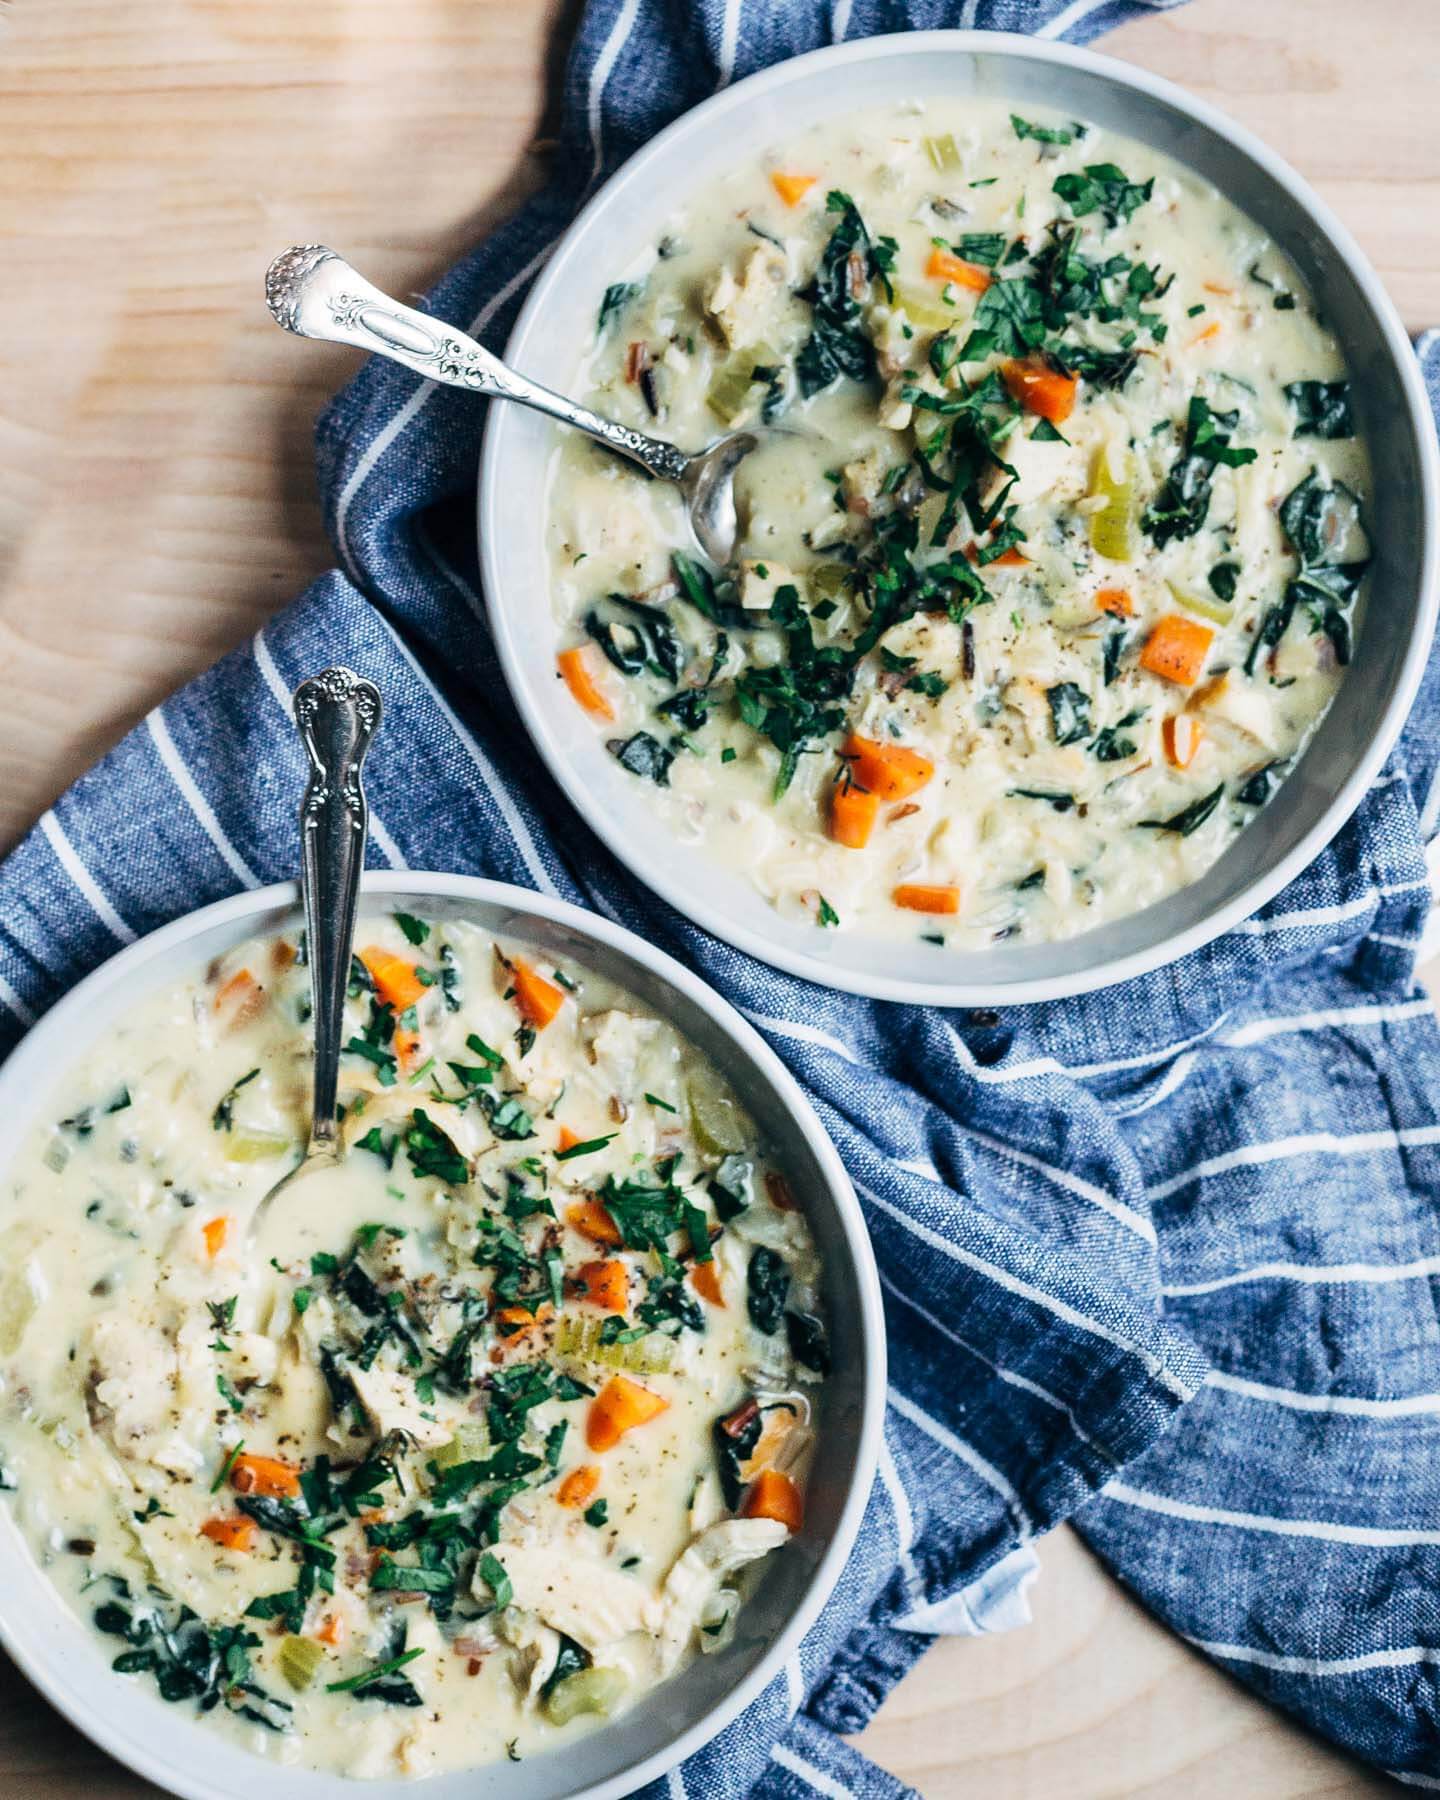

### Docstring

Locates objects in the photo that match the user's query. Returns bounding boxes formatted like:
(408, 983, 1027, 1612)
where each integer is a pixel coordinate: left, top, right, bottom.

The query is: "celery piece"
(923, 133, 963, 174)
(1088, 447, 1137, 562)
(279, 1634, 325, 1692)
(432, 1423, 490, 1470)
(893, 284, 961, 334)
(544, 1666, 627, 1726)
(222, 1131, 291, 1163)
(1166, 579, 1233, 627)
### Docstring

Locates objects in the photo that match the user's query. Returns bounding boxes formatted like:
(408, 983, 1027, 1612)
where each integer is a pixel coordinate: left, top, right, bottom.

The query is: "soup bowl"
(478, 29, 1439, 1005)
(0, 871, 884, 1800)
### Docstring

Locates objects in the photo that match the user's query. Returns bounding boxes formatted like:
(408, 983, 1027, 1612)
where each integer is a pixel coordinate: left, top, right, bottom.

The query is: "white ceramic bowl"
(480, 29, 1439, 1006)
(0, 873, 884, 1800)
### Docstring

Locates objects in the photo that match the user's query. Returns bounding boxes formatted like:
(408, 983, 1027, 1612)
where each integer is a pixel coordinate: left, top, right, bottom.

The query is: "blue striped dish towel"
(5, 1, 1440, 1792)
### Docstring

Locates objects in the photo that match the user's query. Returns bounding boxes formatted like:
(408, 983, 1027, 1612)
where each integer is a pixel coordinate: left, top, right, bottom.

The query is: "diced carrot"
(359, 946, 427, 1014)
(556, 1125, 582, 1153)
(842, 735, 934, 802)
(567, 1199, 622, 1247)
(510, 958, 565, 1030)
(202, 1216, 230, 1259)
(557, 1464, 602, 1509)
(1096, 587, 1133, 618)
(494, 1301, 553, 1340)
(231, 1453, 302, 1499)
(741, 1468, 804, 1532)
(925, 246, 991, 293)
(1001, 357, 1077, 424)
(893, 883, 961, 915)
(271, 939, 297, 971)
(828, 780, 879, 849)
(314, 1613, 346, 1648)
(200, 1515, 256, 1552)
(690, 1260, 725, 1307)
(574, 1259, 629, 1314)
(215, 969, 256, 1013)
(214, 969, 265, 1030)
(557, 646, 615, 723)
(1163, 714, 1205, 770)
(964, 539, 1028, 568)
(1140, 615, 1215, 688)
(770, 172, 817, 208)
(1202, 281, 1233, 296)
(587, 1375, 669, 1452)
(394, 1027, 421, 1070)
(1189, 321, 1222, 347)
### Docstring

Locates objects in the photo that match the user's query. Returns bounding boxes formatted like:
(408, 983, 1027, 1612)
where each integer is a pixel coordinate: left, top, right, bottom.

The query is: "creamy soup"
(0, 916, 824, 1779)
(546, 100, 1371, 947)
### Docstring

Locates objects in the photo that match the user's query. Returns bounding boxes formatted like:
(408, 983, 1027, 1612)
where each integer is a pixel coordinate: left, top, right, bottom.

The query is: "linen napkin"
(5, 1, 1440, 1792)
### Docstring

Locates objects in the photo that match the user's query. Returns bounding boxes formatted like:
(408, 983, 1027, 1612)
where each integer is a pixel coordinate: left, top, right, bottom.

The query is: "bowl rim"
(0, 870, 885, 1800)
(478, 25, 1440, 1007)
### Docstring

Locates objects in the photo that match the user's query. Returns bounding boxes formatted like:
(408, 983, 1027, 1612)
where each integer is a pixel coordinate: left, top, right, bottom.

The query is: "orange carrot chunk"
(567, 1199, 622, 1247)
(494, 1301, 552, 1340)
(556, 1125, 582, 1153)
(842, 734, 935, 802)
(1164, 714, 1205, 770)
(574, 1259, 629, 1314)
(828, 781, 880, 850)
(202, 1216, 230, 1259)
(231, 1453, 302, 1500)
(924, 246, 991, 293)
(587, 1375, 669, 1452)
(557, 1464, 602, 1509)
(690, 1260, 726, 1307)
(742, 1468, 804, 1532)
(1001, 357, 1078, 424)
(770, 172, 817, 208)
(213, 969, 265, 1030)
(201, 1515, 256, 1552)
(510, 958, 565, 1030)
(394, 1027, 421, 1070)
(1140, 615, 1215, 688)
(315, 1613, 346, 1648)
(359, 947, 427, 1014)
(1096, 587, 1133, 618)
(214, 969, 258, 1013)
(963, 539, 1028, 568)
(1189, 320, 1222, 347)
(557, 646, 615, 722)
(893, 883, 961, 915)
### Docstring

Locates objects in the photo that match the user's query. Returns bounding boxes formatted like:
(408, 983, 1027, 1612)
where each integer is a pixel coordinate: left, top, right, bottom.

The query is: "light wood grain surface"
(0, 0, 1435, 1793)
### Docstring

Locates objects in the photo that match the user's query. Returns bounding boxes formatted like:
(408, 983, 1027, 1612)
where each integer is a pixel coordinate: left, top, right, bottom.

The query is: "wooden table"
(0, 1, 1433, 1792)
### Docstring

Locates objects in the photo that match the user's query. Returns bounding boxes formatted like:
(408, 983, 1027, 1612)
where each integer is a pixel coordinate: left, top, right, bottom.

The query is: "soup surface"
(0, 916, 824, 1778)
(547, 99, 1371, 947)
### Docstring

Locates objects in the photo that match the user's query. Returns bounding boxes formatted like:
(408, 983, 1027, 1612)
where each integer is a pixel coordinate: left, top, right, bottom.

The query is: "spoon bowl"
(264, 244, 765, 564)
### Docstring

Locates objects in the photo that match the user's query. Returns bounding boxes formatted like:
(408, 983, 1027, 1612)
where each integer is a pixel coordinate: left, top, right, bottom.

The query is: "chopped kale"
(1143, 396, 1257, 547)
(211, 1068, 259, 1132)
(1052, 162, 1153, 226)
(1284, 380, 1354, 440)
(597, 280, 643, 335)
(1046, 682, 1091, 746)
(609, 731, 676, 786)
(785, 1310, 831, 1375)
(746, 1247, 791, 1336)
(1139, 785, 1225, 837)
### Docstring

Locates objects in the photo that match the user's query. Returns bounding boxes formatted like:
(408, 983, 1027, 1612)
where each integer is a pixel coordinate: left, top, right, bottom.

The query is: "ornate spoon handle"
(293, 667, 382, 1151)
(264, 244, 689, 484)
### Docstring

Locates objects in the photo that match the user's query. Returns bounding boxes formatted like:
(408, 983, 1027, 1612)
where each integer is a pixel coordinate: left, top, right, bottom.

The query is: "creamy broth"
(0, 917, 824, 1778)
(547, 100, 1371, 947)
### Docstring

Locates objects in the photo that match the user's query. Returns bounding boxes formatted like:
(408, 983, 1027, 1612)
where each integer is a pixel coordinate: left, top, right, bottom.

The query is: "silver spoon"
(263, 243, 759, 565)
(252, 665, 381, 1235)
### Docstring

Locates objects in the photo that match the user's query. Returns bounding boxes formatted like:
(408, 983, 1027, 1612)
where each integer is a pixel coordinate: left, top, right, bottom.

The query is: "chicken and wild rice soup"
(549, 101, 1371, 946)
(0, 916, 826, 1777)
